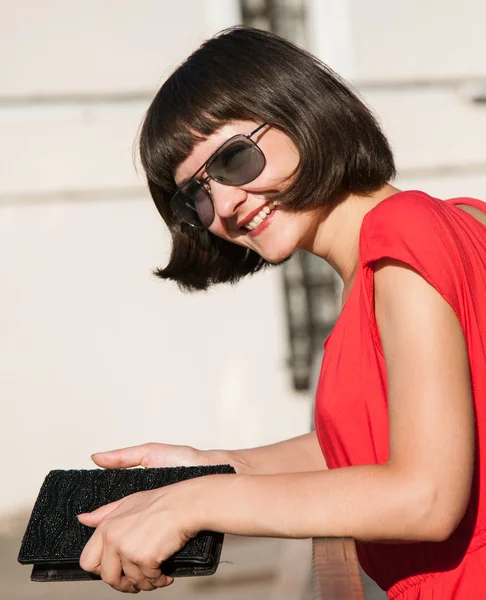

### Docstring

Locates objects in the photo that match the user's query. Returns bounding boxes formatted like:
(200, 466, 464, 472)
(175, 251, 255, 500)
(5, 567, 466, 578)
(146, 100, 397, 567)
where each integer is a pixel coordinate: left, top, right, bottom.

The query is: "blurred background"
(1, 1, 485, 598)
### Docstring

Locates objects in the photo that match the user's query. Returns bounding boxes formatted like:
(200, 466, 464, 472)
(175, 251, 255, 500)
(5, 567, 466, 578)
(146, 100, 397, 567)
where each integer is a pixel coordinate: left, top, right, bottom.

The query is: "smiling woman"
(77, 26, 486, 600)
(139, 27, 395, 291)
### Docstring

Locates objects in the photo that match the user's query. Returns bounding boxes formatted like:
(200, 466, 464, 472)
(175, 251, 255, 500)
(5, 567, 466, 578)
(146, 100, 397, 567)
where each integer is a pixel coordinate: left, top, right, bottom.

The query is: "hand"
(90, 442, 208, 470)
(78, 482, 198, 593)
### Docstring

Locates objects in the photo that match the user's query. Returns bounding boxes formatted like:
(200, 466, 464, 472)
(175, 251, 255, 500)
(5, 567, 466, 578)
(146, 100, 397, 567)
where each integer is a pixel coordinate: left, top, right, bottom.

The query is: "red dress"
(314, 190, 486, 599)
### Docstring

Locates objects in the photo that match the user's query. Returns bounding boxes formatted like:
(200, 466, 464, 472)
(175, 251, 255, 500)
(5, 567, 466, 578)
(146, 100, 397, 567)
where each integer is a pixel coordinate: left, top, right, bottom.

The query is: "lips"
(238, 201, 278, 231)
(247, 204, 278, 237)
(237, 202, 274, 229)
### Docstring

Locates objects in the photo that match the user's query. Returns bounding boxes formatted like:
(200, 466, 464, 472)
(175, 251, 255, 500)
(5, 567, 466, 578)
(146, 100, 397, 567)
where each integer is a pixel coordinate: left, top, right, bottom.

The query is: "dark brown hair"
(139, 26, 395, 292)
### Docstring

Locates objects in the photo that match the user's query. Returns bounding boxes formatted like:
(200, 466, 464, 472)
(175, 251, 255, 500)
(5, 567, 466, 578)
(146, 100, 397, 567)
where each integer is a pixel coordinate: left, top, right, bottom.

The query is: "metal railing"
(312, 538, 365, 599)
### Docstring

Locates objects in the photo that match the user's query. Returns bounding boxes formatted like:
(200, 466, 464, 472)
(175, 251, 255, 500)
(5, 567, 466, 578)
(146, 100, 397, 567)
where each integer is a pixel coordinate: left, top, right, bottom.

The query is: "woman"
(77, 27, 486, 598)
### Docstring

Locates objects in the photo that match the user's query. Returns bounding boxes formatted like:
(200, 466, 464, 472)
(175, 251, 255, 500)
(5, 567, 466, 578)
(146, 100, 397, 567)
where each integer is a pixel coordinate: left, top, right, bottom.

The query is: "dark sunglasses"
(171, 123, 267, 229)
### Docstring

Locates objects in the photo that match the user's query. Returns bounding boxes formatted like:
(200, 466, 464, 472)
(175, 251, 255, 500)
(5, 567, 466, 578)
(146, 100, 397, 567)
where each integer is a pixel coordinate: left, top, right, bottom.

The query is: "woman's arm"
(90, 431, 326, 476)
(186, 465, 434, 542)
(188, 258, 475, 543)
(78, 258, 475, 591)
(205, 431, 327, 475)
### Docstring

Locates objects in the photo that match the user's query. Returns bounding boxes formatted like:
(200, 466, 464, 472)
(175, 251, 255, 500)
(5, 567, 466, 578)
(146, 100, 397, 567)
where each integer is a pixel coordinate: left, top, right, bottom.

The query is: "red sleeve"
(358, 191, 466, 352)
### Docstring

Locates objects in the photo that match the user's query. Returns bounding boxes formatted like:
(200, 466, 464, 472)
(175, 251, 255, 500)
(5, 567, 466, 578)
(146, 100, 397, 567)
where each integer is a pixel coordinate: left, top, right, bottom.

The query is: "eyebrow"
(178, 170, 205, 189)
(177, 154, 211, 190)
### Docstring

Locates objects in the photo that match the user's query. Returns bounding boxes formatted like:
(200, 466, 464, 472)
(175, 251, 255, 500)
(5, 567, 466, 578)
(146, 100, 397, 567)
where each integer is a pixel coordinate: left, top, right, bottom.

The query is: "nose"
(208, 180, 247, 221)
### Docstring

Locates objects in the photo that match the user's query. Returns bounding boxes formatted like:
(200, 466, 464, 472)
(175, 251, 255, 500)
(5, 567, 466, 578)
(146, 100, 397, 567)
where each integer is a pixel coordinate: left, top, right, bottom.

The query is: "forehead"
(173, 120, 258, 185)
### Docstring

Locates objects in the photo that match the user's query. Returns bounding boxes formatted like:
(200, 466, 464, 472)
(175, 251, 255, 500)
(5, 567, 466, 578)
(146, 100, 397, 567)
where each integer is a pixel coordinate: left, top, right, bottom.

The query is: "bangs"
(139, 62, 264, 197)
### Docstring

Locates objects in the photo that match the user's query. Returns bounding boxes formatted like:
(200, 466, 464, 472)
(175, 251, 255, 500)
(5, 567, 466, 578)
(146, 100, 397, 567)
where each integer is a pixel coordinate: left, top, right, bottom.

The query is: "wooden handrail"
(312, 538, 365, 599)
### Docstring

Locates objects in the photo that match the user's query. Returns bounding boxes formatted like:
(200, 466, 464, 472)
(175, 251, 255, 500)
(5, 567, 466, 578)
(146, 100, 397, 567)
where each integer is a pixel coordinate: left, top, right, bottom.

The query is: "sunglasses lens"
(207, 137, 265, 186)
(171, 180, 214, 228)
(170, 133, 266, 228)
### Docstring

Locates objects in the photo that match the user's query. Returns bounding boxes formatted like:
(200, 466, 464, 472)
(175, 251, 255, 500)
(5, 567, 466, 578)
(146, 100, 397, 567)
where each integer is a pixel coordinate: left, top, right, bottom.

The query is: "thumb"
(91, 445, 149, 469)
(77, 499, 122, 527)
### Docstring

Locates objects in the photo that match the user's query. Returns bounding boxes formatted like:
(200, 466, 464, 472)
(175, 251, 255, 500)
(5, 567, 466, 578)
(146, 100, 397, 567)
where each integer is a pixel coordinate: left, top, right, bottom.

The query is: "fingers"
(79, 529, 103, 577)
(121, 560, 156, 592)
(100, 545, 140, 594)
(78, 495, 176, 594)
(98, 548, 173, 593)
(138, 563, 174, 589)
(153, 572, 174, 588)
(120, 559, 173, 592)
(147, 573, 174, 589)
(91, 445, 152, 469)
(77, 499, 123, 527)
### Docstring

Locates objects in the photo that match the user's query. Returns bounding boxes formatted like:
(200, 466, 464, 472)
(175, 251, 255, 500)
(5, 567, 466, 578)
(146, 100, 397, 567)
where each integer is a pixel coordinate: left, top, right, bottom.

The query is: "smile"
(244, 201, 278, 231)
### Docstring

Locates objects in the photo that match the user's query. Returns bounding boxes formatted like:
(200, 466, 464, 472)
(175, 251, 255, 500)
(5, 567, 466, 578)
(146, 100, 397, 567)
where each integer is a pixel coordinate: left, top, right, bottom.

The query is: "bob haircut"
(139, 26, 395, 292)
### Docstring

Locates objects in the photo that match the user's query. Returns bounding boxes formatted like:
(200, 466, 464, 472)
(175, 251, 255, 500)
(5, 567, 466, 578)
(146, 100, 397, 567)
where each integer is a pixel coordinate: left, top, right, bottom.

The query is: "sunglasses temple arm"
(248, 123, 267, 139)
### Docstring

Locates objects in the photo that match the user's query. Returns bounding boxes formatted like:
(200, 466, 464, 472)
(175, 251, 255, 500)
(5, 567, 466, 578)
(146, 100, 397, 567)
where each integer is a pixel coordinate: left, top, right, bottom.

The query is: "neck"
(304, 184, 401, 291)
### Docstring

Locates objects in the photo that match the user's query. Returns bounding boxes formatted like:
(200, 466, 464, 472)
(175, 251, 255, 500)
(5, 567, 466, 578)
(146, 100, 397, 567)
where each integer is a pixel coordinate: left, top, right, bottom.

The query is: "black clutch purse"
(18, 464, 235, 581)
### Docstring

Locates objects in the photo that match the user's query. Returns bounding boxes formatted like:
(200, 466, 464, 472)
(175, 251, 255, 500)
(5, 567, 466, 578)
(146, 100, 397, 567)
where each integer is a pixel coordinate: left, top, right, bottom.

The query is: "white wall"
(1, 0, 206, 97)
(0, 0, 312, 518)
(0, 195, 308, 515)
(349, 0, 486, 83)
(306, 0, 486, 83)
(306, 0, 486, 201)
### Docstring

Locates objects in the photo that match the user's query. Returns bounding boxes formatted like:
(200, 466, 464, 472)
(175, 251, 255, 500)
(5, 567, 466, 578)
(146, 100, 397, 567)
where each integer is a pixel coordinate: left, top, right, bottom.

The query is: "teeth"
(244, 201, 278, 231)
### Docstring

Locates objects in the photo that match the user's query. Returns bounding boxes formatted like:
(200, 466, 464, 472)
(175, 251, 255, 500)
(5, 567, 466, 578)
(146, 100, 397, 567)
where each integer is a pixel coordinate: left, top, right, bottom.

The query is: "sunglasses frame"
(170, 123, 268, 229)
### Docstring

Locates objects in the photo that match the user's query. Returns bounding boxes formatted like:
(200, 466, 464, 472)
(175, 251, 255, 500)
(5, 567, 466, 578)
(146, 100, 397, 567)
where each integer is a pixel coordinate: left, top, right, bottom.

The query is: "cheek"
(261, 150, 299, 187)
(198, 200, 214, 227)
(208, 219, 244, 245)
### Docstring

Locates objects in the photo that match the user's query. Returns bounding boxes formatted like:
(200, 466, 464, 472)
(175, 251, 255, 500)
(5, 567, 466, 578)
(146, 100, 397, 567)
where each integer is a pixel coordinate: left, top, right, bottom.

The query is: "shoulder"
(363, 190, 444, 235)
(360, 190, 457, 268)
(359, 190, 464, 318)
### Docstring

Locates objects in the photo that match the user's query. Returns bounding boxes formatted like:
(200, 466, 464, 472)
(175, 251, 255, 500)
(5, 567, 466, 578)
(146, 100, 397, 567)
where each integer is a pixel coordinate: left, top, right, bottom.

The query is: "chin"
(257, 245, 296, 264)
(264, 254, 294, 266)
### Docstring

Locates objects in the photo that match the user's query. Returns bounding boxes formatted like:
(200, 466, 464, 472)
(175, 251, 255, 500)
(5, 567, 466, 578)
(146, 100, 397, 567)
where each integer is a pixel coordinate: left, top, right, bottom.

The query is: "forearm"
(204, 431, 327, 475)
(187, 465, 444, 543)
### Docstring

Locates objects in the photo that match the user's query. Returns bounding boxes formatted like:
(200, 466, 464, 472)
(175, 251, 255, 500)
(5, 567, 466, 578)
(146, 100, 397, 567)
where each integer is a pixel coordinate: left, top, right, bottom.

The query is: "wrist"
(172, 473, 237, 534)
(203, 449, 252, 475)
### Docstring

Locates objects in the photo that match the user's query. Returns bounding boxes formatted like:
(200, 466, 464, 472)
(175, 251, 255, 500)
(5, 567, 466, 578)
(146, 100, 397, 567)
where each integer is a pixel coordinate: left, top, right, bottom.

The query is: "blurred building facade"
(1, 0, 486, 522)
(0, 0, 311, 520)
